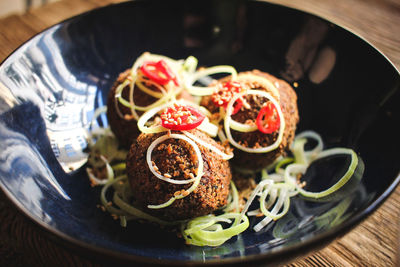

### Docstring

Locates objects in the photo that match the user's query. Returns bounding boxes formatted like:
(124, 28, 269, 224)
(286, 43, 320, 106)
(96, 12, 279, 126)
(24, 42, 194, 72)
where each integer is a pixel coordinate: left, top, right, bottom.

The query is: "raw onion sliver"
(185, 65, 237, 96)
(146, 134, 201, 184)
(146, 133, 204, 209)
(224, 90, 285, 153)
(182, 131, 234, 160)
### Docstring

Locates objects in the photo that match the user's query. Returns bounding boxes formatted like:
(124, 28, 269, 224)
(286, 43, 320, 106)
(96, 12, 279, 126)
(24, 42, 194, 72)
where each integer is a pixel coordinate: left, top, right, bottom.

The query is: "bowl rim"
(0, 0, 399, 265)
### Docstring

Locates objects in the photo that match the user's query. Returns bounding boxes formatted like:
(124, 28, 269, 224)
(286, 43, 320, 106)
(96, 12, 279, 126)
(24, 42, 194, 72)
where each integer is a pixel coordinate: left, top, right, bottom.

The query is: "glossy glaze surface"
(0, 0, 399, 265)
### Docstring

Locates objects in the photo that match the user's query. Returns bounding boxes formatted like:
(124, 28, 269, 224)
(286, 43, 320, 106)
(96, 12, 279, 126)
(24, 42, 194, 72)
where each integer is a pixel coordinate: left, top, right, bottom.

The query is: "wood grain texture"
(0, 0, 399, 266)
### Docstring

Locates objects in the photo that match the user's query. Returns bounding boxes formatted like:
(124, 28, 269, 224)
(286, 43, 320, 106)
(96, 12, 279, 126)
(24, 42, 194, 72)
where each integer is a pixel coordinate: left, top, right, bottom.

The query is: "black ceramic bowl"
(0, 0, 399, 266)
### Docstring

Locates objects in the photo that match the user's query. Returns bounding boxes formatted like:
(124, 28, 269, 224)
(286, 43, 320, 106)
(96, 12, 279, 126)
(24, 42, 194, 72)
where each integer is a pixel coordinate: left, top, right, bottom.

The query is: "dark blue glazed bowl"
(0, 0, 399, 266)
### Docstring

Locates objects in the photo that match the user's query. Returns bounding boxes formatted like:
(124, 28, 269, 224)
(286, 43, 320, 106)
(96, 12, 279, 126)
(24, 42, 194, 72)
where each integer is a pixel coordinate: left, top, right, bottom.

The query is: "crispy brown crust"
(126, 129, 232, 221)
(106, 69, 157, 148)
(200, 70, 299, 170)
(107, 69, 194, 148)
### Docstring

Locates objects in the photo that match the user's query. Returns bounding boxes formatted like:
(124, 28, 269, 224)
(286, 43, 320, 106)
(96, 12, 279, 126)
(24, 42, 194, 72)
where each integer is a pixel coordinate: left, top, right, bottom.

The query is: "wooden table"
(0, 0, 399, 266)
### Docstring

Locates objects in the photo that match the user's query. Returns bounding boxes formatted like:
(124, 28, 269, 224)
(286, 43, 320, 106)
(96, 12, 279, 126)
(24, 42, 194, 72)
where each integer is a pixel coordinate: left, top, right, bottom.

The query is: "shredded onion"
(182, 56, 198, 74)
(137, 103, 168, 134)
(294, 130, 324, 160)
(146, 134, 199, 184)
(146, 133, 204, 209)
(236, 73, 280, 101)
(131, 52, 184, 79)
(196, 117, 219, 137)
(229, 119, 258, 133)
(182, 131, 234, 160)
(185, 66, 238, 96)
(254, 188, 289, 232)
(114, 79, 140, 120)
(296, 147, 359, 199)
(224, 90, 285, 153)
(135, 72, 167, 98)
(182, 213, 249, 247)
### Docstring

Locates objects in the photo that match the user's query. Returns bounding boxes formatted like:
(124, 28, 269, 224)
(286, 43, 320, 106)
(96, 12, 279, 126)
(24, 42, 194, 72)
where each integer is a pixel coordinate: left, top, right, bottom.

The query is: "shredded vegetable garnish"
(239, 131, 364, 232)
(85, 53, 364, 247)
(140, 59, 179, 86)
(224, 90, 286, 153)
(112, 52, 190, 122)
(182, 213, 249, 247)
(185, 65, 238, 96)
(146, 133, 204, 209)
(182, 130, 234, 160)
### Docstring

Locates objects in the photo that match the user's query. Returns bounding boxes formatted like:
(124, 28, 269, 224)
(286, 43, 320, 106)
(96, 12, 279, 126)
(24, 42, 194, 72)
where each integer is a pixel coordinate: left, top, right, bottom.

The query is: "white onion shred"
(236, 73, 280, 101)
(224, 90, 285, 153)
(185, 65, 237, 96)
(146, 134, 202, 184)
(137, 103, 169, 134)
(182, 131, 234, 160)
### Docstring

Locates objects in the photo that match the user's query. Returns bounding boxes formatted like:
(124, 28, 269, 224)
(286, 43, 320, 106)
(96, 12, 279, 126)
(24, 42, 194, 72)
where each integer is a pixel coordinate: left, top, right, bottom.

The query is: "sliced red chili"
(232, 98, 243, 115)
(212, 81, 244, 113)
(256, 101, 280, 134)
(140, 60, 179, 86)
(161, 104, 205, 131)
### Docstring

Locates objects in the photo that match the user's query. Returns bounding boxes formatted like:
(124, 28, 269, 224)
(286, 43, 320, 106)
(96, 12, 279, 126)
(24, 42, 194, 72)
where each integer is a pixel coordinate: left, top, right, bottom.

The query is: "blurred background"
(0, 0, 59, 18)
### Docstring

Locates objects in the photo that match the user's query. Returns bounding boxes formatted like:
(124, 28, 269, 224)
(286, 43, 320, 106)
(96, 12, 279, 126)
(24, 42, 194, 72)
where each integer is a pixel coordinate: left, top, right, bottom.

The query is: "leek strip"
(135, 73, 166, 98)
(229, 119, 258, 133)
(297, 148, 359, 199)
(182, 131, 233, 160)
(275, 157, 294, 174)
(131, 88, 175, 112)
(223, 181, 240, 212)
(284, 163, 307, 186)
(182, 213, 249, 247)
(185, 65, 237, 96)
(113, 193, 174, 225)
(136, 103, 169, 134)
(294, 130, 324, 159)
(259, 187, 291, 221)
(292, 138, 308, 164)
(131, 52, 183, 76)
(147, 134, 204, 209)
(182, 56, 198, 73)
(254, 189, 289, 232)
(115, 79, 133, 108)
(196, 117, 219, 137)
(241, 179, 274, 219)
(224, 90, 285, 153)
(236, 73, 280, 101)
(113, 79, 139, 121)
(146, 134, 200, 185)
(111, 162, 126, 172)
(100, 176, 127, 216)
